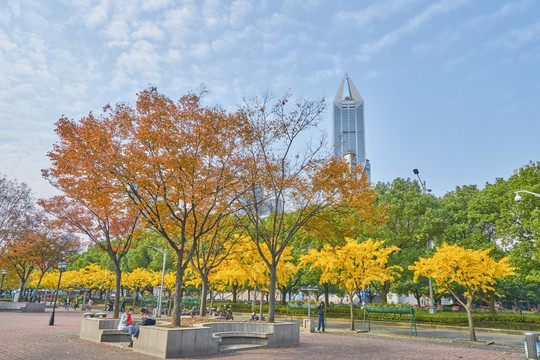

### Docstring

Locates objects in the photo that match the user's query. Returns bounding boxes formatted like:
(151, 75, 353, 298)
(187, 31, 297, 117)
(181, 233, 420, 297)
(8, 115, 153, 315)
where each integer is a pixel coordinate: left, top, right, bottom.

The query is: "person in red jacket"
(118, 308, 135, 334)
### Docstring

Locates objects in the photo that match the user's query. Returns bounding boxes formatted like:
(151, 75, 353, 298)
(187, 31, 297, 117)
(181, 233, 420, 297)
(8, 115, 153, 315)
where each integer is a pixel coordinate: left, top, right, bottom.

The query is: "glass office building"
(333, 73, 370, 180)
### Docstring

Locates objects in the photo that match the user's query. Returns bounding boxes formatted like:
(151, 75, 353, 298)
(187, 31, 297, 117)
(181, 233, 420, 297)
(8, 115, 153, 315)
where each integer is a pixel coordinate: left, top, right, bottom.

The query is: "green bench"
(363, 306, 417, 336)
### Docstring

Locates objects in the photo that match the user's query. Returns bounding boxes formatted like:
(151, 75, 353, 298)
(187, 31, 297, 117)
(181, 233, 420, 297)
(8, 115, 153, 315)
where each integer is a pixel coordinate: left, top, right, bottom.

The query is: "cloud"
(132, 21, 166, 41)
(464, 0, 531, 29)
(332, 0, 421, 30)
(357, 0, 470, 60)
(488, 19, 540, 49)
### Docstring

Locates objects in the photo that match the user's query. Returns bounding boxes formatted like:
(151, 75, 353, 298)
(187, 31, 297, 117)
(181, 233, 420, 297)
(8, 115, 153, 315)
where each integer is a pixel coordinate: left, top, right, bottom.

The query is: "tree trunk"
(348, 291, 355, 330)
(324, 283, 330, 307)
(31, 270, 47, 302)
(232, 283, 238, 303)
(488, 290, 496, 315)
(465, 298, 477, 341)
(199, 274, 208, 316)
(112, 257, 122, 318)
(172, 253, 185, 326)
(379, 282, 390, 304)
(268, 264, 277, 322)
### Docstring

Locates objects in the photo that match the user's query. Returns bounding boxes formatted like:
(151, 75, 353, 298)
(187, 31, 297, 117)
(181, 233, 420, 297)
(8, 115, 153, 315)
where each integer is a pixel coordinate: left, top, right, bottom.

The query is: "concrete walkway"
(0, 309, 527, 359)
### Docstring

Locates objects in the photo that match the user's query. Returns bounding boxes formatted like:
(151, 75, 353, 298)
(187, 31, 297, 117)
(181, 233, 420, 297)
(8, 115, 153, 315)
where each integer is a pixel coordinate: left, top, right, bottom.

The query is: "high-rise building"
(332, 73, 370, 179)
(512, 160, 540, 175)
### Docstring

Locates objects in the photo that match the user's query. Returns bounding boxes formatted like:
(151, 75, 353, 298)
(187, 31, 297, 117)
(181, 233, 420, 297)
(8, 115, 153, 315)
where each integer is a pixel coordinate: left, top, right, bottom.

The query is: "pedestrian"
(73, 296, 79, 310)
(118, 308, 136, 334)
(121, 298, 126, 312)
(317, 300, 325, 332)
(87, 298, 93, 311)
(65, 297, 70, 310)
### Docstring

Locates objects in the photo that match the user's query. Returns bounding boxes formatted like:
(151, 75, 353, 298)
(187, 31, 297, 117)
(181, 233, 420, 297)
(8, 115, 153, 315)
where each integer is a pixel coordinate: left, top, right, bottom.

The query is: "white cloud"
(132, 21, 166, 41)
(465, 0, 531, 28)
(83, 0, 111, 27)
(332, 0, 421, 30)
(358, 0, 470, 59)
(488, 19, 540, 49)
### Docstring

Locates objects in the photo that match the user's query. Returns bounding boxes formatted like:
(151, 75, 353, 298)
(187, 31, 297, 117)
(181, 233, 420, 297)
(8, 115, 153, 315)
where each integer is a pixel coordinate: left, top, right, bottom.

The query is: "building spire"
(333, 73, 363, 105)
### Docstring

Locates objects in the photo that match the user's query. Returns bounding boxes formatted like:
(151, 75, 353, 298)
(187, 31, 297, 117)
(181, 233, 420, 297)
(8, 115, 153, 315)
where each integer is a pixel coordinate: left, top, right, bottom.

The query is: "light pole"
(1, 269, 6, 298)
(514, 190, 540, 202)
(49, 262, 67, 326)
(147, 245, 166, 318)
(413, 169, 437, 314)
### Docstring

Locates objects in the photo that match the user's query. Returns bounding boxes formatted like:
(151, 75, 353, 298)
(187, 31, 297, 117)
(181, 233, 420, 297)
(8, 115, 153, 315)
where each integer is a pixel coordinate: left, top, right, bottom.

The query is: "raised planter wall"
(80, 318, 120, 343)
(0, 302, 45, 312)
(134, 325, 219, 358)
(81, 318, 300, 359)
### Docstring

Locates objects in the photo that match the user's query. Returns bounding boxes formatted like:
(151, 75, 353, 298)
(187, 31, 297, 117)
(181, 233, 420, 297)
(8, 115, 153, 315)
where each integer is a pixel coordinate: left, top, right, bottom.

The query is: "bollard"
(524, 332, 540, 359)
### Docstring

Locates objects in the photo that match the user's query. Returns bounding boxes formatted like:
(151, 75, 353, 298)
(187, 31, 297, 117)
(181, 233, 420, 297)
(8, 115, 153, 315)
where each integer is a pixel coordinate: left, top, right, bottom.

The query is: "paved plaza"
(0, 310, 527, 360)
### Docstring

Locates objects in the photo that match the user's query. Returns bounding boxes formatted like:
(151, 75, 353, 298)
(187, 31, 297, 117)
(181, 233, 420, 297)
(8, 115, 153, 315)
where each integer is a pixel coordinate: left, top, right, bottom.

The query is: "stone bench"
(100, 329, 132, 342)
(83, 312, 107, 318)
(213, 330, 270, 346)
(80, 318, 139, 343)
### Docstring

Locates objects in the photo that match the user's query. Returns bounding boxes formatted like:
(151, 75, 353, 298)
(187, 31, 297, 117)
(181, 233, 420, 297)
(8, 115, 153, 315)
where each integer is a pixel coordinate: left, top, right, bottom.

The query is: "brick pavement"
(0, 310, 526, 360)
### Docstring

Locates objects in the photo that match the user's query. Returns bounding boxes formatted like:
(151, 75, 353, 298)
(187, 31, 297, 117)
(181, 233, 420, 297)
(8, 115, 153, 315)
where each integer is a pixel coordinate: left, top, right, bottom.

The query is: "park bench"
(82, 312, 107, 318)
(363, 306, 417, 336)
(212, 330, 270, 351)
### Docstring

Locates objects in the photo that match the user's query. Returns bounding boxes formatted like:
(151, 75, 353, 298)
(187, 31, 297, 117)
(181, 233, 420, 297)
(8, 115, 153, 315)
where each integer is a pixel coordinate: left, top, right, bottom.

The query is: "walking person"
(317, 300, 325, 332)
(87, 298, 93, 311)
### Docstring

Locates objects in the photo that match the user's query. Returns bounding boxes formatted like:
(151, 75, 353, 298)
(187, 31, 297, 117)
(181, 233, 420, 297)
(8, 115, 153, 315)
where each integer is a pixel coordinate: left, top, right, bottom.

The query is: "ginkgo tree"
(300, 238, 401, 330)
(409, 243, 515, 341)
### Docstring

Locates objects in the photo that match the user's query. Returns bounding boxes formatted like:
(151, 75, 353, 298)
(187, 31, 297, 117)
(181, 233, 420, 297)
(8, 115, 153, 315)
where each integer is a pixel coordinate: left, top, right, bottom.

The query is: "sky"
(0, 0, 539, 199)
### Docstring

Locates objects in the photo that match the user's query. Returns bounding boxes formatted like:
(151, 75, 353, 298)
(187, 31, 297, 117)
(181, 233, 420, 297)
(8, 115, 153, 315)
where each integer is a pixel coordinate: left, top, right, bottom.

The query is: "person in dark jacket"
(129, 308, 157, 347)
(316, 300, 325, 332)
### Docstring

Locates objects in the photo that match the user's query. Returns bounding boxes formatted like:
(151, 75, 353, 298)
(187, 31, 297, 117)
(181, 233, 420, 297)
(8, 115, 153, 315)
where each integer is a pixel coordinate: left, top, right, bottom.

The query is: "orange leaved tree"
(45, 88, 248, 326)
(42, 107, 141, 318)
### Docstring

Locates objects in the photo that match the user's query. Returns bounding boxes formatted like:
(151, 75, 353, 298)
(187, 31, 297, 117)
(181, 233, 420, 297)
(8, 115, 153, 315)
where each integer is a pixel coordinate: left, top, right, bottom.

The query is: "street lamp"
(146, 245, 166, 318)
(49, 262, 67, 326)
(413, 169, 437, 315)
(1, 269, 6, 298)
(514, 190, 540, 202)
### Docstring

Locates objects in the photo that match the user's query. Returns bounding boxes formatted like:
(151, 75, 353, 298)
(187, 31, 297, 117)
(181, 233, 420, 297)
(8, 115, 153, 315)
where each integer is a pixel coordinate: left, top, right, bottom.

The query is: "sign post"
(300, 286, 318, 324)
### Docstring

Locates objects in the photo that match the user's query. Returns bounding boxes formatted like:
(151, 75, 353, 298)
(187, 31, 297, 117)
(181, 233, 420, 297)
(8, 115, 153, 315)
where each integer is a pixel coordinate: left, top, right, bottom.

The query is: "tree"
(409, 243, 514, 341)
(495, 166, 540, 283)
(29, 229, 80, 302)
(189, 219, 242, 315)
(370, 178, 442, 304)
(300, 238, 401, 330)
(42, 110, 141, 317)
(48, 88, 248, 326)
(236, 93, 373, 322)
(0, 175, 37, 259)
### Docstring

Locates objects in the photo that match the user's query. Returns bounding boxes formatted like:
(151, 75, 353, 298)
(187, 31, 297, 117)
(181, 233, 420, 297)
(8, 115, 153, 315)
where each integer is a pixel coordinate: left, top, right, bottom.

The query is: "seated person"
(118, 308, 136, 334)
(129, 308, 156, 347)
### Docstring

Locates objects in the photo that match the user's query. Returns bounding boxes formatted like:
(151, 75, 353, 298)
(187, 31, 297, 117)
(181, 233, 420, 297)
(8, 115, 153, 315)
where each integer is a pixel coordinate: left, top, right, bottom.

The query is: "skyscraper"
(332, 73, 370, 179)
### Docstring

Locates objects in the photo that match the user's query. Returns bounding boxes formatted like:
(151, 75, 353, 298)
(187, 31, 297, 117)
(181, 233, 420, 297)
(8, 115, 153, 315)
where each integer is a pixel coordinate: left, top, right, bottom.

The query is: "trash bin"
(524, 332, 540, 359)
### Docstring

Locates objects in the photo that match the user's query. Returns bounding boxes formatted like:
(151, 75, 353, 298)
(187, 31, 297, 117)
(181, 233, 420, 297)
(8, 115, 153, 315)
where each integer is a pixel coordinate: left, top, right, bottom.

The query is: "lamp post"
(413, 169, 437, 314)
(147, 245, 166, 318)
(1, 269, 6, 298)
(514, 190, 540, 202)
(49, 262, 67, 326)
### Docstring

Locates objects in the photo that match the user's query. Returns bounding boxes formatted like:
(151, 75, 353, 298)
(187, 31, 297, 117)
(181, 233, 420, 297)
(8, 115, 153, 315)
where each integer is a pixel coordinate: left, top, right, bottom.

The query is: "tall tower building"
(333, 73, 370, 179)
